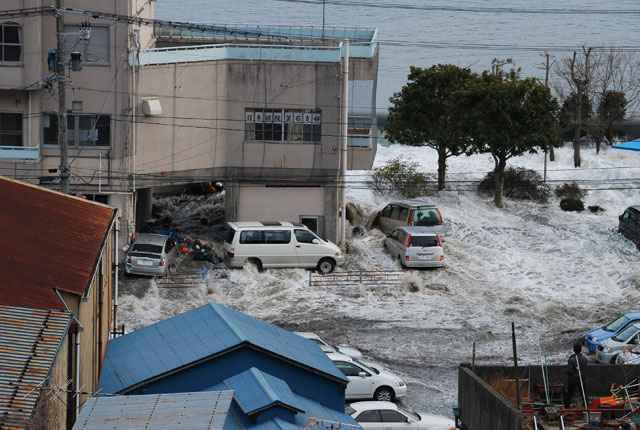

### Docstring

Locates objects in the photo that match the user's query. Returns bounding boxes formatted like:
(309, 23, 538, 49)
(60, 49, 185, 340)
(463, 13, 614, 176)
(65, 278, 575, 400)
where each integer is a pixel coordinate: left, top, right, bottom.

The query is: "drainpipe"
(339, 39, 349, 245)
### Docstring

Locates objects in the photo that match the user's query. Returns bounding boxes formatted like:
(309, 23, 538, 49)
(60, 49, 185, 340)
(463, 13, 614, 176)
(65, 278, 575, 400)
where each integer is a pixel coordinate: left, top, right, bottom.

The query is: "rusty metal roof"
(0, 305, 71, 429)
(0, 177, 117, 310)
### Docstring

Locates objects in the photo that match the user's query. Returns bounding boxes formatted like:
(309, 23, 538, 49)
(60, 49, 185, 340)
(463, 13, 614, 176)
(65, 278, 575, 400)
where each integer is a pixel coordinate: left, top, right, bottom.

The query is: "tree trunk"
(494, 159, 506, 208)
(437, 143, 446, 190)
(574, 91, 582, 168)
(549, 144, 555, 162)
(595, 137, 601, 154)
(607, 124, 614, 146)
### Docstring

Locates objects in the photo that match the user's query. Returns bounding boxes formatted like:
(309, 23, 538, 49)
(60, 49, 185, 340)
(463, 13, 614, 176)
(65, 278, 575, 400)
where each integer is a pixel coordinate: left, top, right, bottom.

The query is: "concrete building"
(0, 175, 118, 425)
(0, 1, 378, 247)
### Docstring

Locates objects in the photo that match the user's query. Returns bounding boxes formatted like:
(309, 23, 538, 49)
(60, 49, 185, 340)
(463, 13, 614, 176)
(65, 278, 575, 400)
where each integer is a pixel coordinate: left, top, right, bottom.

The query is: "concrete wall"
(134, 60, 342, 175)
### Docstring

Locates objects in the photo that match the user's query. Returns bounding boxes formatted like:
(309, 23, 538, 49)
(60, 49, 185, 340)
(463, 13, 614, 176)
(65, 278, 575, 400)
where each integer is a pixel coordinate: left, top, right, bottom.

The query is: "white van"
(223, 222, 345, 273)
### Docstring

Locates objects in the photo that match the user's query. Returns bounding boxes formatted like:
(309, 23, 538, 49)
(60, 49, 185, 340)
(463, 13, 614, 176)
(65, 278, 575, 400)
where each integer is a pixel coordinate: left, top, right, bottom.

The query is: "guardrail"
(309, 270, 406, 287)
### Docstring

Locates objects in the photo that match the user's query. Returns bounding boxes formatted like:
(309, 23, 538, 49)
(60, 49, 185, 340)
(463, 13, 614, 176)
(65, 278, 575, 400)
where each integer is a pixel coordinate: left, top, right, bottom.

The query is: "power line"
(269, 0, 640, 15)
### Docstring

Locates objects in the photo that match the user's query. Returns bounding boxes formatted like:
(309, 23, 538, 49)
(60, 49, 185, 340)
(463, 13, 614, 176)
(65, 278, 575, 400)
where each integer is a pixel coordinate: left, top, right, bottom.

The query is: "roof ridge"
(208, 302, 247, 343)
(250, 367, 279, 403)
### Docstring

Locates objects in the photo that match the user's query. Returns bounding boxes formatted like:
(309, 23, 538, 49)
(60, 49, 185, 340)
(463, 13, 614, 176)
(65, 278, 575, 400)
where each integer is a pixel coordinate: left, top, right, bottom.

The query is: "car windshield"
(397, 406, 420, 422)
(131, 244, 163, 254)
(345, 406, 356, 416)
(604, 315, 630, 332)
(613, 324, 640, 342)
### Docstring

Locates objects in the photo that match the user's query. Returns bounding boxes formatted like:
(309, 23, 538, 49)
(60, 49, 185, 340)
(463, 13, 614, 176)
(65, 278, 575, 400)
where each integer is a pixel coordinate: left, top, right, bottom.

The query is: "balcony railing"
(0, 145, 40, 160)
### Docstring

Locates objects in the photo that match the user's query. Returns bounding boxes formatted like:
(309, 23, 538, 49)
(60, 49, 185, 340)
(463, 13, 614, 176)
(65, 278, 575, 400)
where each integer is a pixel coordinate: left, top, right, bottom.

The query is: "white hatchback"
(328, 352, 406, 402)
(295, 332, 363, 359)
(347, 401, 456, 430)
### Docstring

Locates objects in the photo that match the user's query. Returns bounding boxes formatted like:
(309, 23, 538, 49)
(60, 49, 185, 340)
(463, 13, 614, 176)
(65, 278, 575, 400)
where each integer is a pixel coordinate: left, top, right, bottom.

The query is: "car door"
(354, 410, 384, 430)
(385, 229, 400, 256)
(380, 410, 417, 430)
(333, 360, 373, 399)
(262, 230, 294, 266)
(378, 205, 393, 233)
(293, 229, 323, 267)
(620, 208, 633, 238)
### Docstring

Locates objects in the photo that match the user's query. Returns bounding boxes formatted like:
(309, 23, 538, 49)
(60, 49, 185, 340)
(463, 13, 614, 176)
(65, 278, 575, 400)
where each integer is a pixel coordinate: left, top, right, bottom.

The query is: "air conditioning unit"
(141, 97, 162, 116)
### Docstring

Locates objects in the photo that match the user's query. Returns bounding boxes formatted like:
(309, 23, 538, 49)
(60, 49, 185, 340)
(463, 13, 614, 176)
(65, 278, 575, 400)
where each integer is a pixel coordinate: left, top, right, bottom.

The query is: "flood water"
(119, 145, 640, 417)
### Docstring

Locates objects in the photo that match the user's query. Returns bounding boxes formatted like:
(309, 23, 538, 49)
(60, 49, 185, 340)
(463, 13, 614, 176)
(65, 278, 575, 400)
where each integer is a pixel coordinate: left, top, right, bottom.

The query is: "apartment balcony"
(0, 145, 40, 161)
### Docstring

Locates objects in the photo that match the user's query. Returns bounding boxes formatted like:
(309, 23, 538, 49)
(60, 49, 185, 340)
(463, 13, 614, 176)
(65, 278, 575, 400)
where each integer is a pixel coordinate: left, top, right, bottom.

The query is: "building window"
(245, 108, 321, 143)
(0, 112, 22, 146)
(64, 24, 109, 65)
(0, 23, 22, 63)
(43, 113, 111, 147)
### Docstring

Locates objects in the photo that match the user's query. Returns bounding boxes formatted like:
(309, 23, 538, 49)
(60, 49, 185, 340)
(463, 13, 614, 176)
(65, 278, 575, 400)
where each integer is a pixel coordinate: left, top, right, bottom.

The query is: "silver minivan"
(596, 322, 640, 364)
(125, 233, 176, 277)
(376, 199, 445, 238)
(224, 222, 344, 273)
(384, 226, 444, 268)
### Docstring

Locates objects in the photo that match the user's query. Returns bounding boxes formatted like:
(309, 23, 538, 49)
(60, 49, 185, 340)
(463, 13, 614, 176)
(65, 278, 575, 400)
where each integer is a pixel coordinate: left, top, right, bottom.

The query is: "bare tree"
(554, 46, 640, 156)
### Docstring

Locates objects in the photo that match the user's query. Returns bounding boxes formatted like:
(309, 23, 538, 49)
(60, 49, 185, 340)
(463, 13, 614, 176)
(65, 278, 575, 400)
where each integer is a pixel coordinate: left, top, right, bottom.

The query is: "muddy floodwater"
(118, 146, 640, 418)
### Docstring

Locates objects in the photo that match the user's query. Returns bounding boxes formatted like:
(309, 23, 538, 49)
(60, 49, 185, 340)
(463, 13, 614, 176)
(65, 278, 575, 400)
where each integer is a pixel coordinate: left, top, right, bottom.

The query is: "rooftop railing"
(135, 41, 375, 66)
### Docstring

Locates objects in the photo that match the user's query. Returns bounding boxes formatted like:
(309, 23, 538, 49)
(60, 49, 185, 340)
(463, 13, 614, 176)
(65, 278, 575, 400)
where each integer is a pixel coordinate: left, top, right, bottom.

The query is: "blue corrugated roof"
(98, 302, 346, 394)
(73, 391, 233, 430)
(218, 389, 361, 430)
(211, 368, 303, 415)
(0, 305, 71, 429)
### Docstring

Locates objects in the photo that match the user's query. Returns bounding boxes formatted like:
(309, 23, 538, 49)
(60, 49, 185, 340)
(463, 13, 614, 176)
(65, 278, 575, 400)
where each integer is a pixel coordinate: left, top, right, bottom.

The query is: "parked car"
(619, 206, 640, 247)
(584, 311, 640, 353)
(615, 345, 640, 364)
(346, 401, 456, 430)
(376, 199, 445, 238)
(384, 226, 444, 268)
(125, 233, 176, 277)
(223, 222, 344, 273)
(596, 322, 640, 364)
(295, 332, 362, 358)
(327, 352, 406, 401)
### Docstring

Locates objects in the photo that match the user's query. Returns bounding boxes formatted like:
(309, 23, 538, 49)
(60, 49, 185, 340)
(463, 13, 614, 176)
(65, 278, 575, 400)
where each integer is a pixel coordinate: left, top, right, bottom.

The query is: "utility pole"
(322, 0, 326, 40)
(56, 0, 69, 193)
(339, 40, 349, 245)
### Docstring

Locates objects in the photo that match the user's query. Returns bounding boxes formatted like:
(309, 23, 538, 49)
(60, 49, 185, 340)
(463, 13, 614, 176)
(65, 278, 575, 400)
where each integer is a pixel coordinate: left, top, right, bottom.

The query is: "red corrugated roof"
(0, 177, 117, 310)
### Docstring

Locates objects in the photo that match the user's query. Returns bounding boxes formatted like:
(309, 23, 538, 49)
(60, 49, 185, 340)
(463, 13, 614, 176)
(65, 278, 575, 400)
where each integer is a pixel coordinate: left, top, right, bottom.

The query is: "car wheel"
(246, 258, 263, 273)
(397, 255, 405, 269)
(317, 258, 336, 274)
(374, 387, 394, 402)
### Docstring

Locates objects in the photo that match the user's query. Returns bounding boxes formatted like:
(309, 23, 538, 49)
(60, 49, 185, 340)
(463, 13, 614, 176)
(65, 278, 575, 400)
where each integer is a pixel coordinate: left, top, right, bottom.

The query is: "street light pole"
(56, 0, 69, 194)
